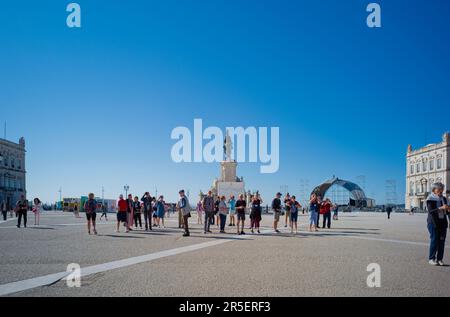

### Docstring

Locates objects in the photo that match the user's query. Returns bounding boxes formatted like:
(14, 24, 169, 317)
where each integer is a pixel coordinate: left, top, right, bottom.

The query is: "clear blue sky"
(1, 0, 449, 204)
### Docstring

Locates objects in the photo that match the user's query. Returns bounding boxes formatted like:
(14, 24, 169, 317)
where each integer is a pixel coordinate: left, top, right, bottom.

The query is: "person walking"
(321, 198, 332, 229)
(100, 204, 108, 221)
(272, 192, 282, 233)
(218, 196, 228, 233)
(141, 192, 153, 231)
(228, 195, 236, 226)
(426, 182, 449, 266)
(32, 198, 42, 226)
(116, 194, 129, 233)
(156, 195, 166, 228)
(177, 190, 191, 237)
(1, 200, 7, 221)
(250, 194, 262, 234)
(74, 205, 80, 218)
(284, 193, 291, 228)
(133, 196, 143, 229)
(202, 191, 215, 234)
(309, 193, 319, 232)
(84, 193, 98, 235)
(236, 194, 246, 235)
(386, 205, 393, 219)
(16, 195, 28, 228)
(290, 196, 301, 234)
(196, 200, 204, 225)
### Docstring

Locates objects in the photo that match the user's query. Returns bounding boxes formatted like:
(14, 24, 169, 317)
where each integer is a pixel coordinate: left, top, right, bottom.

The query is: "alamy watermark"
(66, 263, 81, 288)
(366, 263, 381, 288)
(170, 119, 279, 174)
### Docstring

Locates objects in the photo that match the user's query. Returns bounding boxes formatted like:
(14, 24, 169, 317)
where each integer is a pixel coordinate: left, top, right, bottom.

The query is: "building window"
(437, 158, 442, 169)
(410, 164, 414, 174)
(18, 160, 21, 170)
(422, 160, 427, 172)
(416, 182, 420, 194)
(409, 182, 414, 195)
(416, 163, 420, 173)
(430, 159, 434, 171)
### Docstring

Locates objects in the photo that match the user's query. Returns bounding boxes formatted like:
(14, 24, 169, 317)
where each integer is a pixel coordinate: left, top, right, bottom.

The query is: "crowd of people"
(1, 182, 449, 266)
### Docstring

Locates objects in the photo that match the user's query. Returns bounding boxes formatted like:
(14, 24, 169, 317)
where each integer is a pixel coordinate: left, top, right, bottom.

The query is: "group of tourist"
(83, 192, 170, 235)
(2, 181, 449, 266)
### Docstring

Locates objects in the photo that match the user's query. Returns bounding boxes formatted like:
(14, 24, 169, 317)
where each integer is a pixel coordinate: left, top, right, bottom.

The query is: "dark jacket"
(426, 195, 448, 231)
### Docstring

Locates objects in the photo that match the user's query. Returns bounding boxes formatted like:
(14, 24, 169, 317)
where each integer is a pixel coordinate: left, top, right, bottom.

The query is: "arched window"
(437, 158, 442, 169)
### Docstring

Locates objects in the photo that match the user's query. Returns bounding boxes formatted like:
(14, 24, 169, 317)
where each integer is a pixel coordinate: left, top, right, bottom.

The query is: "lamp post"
(102, 186, 105, 208)
(58, 187, 62, 210)
(124, 185, 129, 197)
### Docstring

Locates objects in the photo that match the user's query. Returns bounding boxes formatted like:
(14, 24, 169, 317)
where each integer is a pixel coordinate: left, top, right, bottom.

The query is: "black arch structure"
(311, 177, 368, 207)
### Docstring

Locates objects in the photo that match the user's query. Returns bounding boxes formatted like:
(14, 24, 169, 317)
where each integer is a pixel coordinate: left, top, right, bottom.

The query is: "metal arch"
(311, 177, 367, 201)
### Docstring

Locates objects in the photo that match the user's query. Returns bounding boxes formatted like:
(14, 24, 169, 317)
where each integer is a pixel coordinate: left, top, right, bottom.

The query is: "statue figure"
(407, 144, 412, 153)
(223, 130, 233, 161)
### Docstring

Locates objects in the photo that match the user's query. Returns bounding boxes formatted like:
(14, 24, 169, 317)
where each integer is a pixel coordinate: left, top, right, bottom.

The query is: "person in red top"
(116, 194, 129, 233)
(320, 198, 332, 229)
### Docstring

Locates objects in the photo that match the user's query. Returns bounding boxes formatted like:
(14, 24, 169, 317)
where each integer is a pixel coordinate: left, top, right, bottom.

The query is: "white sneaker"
(429, 259, 438, 266)
(437, 261, 445, 266)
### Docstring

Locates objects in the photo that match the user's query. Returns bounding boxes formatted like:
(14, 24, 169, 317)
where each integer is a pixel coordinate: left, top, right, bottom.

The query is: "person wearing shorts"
(272, 192, 282, 233)
(290, 196, 301, 234)
(284, 193, 291, 228)
(116, 194, 129, 233)
(84, 193, 98, 235)
(235, 194, 246, 235)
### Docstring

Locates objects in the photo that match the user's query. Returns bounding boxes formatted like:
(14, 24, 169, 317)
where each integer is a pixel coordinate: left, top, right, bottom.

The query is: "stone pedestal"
(220, 161, 238, 182)
(211, 160, 245, 198)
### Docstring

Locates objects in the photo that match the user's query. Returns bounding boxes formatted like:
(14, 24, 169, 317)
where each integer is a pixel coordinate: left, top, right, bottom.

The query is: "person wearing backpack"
(202, 191, 215, 234)
(141, 192, 153, 231)
(84, 193, 98, 235)
(177, 190, 191, 237)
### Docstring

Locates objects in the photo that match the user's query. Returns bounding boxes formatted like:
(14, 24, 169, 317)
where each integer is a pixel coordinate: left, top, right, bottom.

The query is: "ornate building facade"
(0, 137, 26, 210)
(405, 133, 450, 210)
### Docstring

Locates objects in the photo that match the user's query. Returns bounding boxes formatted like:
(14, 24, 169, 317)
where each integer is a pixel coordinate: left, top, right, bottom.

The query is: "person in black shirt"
(141, 192, 153, 231)
(250, 195, 262, 234)
(272, 192, 282, 233)
(133, 196, 142, 229)
(84, 193, 98, 235)
(16, 195, 28, 228)
(235, 194, 247, 235)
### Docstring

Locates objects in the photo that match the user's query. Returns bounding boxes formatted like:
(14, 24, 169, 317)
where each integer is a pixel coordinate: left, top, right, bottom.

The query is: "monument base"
(217, 181, 245, 199)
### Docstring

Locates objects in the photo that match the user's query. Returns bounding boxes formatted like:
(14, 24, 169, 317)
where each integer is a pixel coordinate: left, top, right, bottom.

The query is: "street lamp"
(124, 185, 129, 197)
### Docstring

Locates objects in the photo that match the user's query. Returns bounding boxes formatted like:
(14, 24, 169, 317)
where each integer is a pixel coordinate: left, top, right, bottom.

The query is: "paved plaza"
(0, 211, 449, 297)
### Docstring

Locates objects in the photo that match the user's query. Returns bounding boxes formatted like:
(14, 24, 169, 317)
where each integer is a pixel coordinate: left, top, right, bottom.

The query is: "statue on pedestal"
(223, 131, 233, 162)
